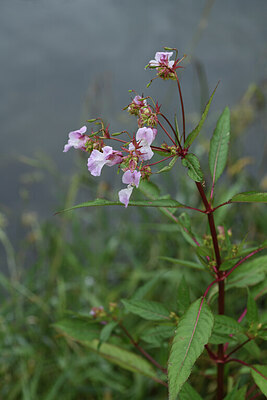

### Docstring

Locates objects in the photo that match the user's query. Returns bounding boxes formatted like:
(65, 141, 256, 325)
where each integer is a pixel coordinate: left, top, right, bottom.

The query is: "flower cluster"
(147, 50, 184, 80)
(63, 50, 185, 207)
(127, 95, 158, 128)
(63, 123, 157, 207)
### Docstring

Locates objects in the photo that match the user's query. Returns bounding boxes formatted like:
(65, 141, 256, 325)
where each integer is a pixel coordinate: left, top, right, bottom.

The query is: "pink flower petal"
(63, 126, 88, 152)
(122, 170, 141, 187)
(118, 186, 134, 208)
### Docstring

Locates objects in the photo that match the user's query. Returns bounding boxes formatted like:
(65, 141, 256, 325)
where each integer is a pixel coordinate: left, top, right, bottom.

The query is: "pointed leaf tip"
(182, 154, 204, 182)
(209, 106, 231, 185)
(185, 82, 219, 147)
(231, 191, 267, 203)
(168, 298, 214, 399)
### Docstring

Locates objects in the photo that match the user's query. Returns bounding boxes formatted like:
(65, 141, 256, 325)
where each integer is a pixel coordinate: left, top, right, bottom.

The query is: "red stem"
(246, 384, 257, 398)
(159, 112, 182, 148)
(175, 72, 186, 143)
(119, 322, 168, 377)
(225, 338, 251, 359)
(249, 393, 262, 400)
(158, 120, 177, 146)
(225, 358, 267, 381)
(195, 181, 225, 400)
(224, 247, 266, 279)
(111, 137, 128, 143)
(151, 145, 171, 153)
(146, 155, 174, 167)
(212, 200, 232, 212)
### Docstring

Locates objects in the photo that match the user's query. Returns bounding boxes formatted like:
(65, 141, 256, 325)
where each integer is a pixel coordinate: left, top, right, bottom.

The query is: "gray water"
(0, 0, 266, 246)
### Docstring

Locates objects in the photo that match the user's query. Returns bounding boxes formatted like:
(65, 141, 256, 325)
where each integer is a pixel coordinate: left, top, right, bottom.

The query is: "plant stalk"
(195, 182, 225, 400)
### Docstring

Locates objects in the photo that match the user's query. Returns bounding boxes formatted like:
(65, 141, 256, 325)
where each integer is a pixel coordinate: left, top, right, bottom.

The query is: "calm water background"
(0, 0, 266, 249)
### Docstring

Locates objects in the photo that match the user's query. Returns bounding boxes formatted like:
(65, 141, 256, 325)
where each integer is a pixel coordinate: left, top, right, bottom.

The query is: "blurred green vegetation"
(0, 83, 266, 399)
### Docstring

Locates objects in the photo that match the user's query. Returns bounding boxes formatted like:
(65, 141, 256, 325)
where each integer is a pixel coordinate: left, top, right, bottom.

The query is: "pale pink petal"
(63, 126, 88, 152)
(149, 52, 174, 68)
(149, 59, 159, 67)
(140, 145, 154, 161)
(129, 142, 135, 152)
(102, 146, 123, 166)
(122, 170, 141, 186)
(87, 150, 107, 176)
(132, 170, 141, 187)
(78, 125, 87, 134)
(133, 95, 147, 106)
(118, 186, 134, 208)
(63, 143, 72, 152)
(68, 131, 82, 141)
(102, 146, 114, 157)
(87, 146, 122, 176)
(156, 52, 173, 63)
(136, 127, 154, 146)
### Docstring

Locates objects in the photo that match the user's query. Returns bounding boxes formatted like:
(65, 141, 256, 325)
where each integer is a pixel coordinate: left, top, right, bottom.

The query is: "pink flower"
(122, 170, 141, 187)
(128, 95, 147, 116)
(118, 170, 141, 208)
(129, 127, 157, 161)
(87, 146, 123, 176)
(118, 186, 134, 208)
(132, 95, 147, 107)
(149, 52, 175, 68)
(63, 126, 88, 152)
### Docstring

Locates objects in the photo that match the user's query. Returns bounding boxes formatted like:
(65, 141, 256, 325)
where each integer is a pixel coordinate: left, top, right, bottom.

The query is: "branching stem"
(195, 181, 225, 400)
(159, 112, 182, 148)
(118, 321, 168, 378)
(158, 120, 177, 146)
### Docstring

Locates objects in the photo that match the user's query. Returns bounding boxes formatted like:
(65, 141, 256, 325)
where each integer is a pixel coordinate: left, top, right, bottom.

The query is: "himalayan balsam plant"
(57, 48, 267, 399)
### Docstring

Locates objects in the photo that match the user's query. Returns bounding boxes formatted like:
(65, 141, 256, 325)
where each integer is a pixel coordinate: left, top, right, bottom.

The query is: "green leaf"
(178, 382, 204, 400)
(99, 321, 118, 344)
(224, 385, 247, 400)
(179, 212, 191, 230)
(244, 337, 261, 358)
(84, 339, 159, 380)
(138, 180, 160, 199)
(168, 298, 214, 399)
(208, 333, 236, 345)
(209, 315, 244, 344)
(227, 255, 267, 288)
(53, 318, 100, 341)
(251, 365, 267, 396)
(214, 315, 244, 334)
(57, 198, 186, 214)
(140, 325, 175, 346)
(258, 330, 267, 340)
(196, 246, 213, 258)
(231, 191, 267, 203)
(247, 289, 259, 325)
(122, 299, 170, 321)
(220, 258, 238, 271)
(178, 213, 202, 247)
(177, 276, 191, 315)
(185, 83, 219, 147)
(157, 156, 178, 173)
(209, 106, 230, 185)
(160, 257, 205, 271)
(182, 154, 204, 182)
(131, 275, 159, 300)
